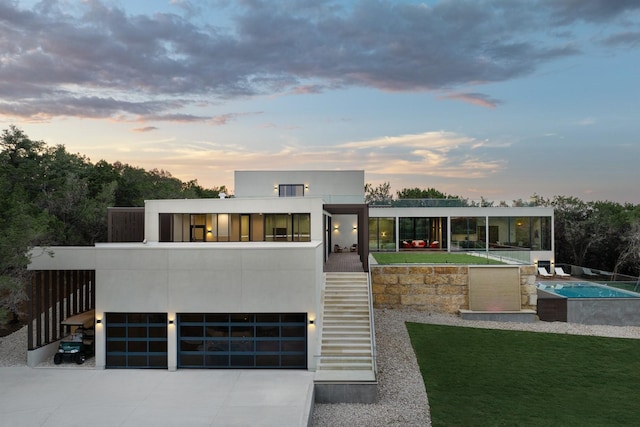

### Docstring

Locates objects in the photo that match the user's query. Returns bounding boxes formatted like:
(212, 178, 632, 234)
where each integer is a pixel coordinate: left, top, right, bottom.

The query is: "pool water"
(537, 282, 640, 299)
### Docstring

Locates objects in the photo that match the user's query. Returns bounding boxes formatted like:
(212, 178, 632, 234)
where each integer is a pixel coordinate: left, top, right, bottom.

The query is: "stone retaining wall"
(371, 264, 537, 314)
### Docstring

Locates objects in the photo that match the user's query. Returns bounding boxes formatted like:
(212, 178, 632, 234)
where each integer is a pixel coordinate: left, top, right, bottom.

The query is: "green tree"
(613, 220, 640, 279)
(365, 182, 392, 204)
(1, 126, 231, 326)
(551, 196, 610, 268)
(182, 180, 226, 198)
(0, 127, 53, 325)
(396, 187, 456, 199)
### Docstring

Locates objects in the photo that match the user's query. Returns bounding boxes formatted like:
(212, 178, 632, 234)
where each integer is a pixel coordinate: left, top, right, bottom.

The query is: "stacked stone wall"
(371, 264, 537, 314)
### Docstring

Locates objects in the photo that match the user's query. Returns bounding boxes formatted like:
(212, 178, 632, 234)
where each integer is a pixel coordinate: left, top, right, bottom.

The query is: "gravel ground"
(3, 311, 640, 426)
(0, 325, 28, 367)
(0, 325, 96, 368)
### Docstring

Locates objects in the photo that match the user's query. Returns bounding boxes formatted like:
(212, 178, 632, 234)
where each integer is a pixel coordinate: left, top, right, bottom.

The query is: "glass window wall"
(451, 216, 485, 250)
(264, 214, 311, 242)
(369, 217, 396, 251)
(487, 216, 552, 250)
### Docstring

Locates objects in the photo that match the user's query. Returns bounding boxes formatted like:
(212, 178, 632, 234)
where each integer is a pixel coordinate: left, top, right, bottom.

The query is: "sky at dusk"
(2, 0, 639, 203)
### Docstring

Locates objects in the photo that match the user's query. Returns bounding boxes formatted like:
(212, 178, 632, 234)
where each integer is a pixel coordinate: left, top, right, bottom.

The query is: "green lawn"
(372, 252, 505, 265)
(407, 323, 640, 426)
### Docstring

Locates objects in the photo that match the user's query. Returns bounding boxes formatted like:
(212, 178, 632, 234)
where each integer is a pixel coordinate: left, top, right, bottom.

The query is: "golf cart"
(53, 310, 95, 365)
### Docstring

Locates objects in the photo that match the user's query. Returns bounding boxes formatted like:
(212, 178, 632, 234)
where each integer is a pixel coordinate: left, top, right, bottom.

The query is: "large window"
(161, 213, 310, 242)
(279, 184, 304, 197)
(369, 217, 396, 251)
(264, 214, 311, 242)
(399, 217, 429, 242)
(190, 214, 206, 242)
(451, 216, 485, 250)
(486, 216, 552, 250)
(398, 217, 446, 249)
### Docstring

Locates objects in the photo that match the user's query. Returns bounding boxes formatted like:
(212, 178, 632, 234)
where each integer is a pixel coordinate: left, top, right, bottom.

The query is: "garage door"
(105, 313, 168, 369)
(178, 313, 307, 369)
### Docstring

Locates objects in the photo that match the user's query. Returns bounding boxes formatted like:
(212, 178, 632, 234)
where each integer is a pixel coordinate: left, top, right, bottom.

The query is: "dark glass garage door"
(105, 313, 168, 369)
(178, 313, 307, 369)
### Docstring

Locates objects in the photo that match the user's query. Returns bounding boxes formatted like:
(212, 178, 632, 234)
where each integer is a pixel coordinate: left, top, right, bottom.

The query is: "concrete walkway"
(0, 367, 314, 427)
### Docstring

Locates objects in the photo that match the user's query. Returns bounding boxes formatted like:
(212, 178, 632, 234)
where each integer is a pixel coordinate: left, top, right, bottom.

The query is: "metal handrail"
(367, 271, 378, 375)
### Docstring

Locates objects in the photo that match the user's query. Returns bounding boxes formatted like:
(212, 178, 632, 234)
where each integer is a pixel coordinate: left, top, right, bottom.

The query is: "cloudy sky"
(2, 0, 639, 203)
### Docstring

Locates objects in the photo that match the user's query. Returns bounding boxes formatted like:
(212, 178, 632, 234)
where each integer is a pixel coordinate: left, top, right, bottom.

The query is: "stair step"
(320, 273, 375, 376)
(321, 343, 372, 348)
(322, 322, 370, 327)
(322, 339, 371, 344)
(318, 357, 373, 369)
(323, 316, 369, 319)
(323, 322, 371, 326)
(324, 296, 368, 299)
(318, 361, 373, 368)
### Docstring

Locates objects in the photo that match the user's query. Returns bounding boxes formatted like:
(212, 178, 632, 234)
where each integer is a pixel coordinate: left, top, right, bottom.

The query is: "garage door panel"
(178, 313, 307, 369)
(105, 312, 168, 369)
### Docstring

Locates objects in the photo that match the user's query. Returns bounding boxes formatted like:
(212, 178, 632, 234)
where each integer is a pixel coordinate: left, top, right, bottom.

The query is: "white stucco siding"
(234, 170, 365, 203)
(28, 247, 97, 270)
(368, 206, 555, 218)
(91, 243, 322, 370)
(94, 243, 321, 312)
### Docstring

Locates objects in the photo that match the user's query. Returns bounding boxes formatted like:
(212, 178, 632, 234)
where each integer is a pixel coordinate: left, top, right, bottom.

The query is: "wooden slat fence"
(27, 270, 95, 350)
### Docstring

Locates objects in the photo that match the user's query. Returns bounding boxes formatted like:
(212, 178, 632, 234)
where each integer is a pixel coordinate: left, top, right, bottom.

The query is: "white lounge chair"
(538, 267, 553, 278)
(555, 267, 571, 278)
(582, 267, 598, 277)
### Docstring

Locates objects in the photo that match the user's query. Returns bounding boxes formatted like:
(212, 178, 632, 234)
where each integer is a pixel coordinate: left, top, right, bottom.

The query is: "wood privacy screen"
(107, 207, 144, 242)
(468, 267, 521, 311)
(27, 270, 95, 350)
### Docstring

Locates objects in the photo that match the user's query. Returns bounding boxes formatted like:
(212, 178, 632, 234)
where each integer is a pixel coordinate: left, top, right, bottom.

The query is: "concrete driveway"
(0, 367, 314, 427)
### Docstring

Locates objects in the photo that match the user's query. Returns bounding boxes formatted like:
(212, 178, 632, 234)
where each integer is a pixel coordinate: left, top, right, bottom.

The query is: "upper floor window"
(279, 184, 304, 197)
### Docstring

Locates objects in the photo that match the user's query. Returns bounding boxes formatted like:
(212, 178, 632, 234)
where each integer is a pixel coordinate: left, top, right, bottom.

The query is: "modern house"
(27, 170, 554, 382)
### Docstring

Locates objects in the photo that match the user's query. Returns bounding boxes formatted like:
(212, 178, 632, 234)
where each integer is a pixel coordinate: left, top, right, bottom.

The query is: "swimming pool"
(537, 281, 640, 326)
(537, 282, 640, 299)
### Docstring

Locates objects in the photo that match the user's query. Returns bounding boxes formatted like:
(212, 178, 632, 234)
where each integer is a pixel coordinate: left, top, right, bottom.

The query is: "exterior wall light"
(96, 319, 102, 324)
(309, 319, 315, 325)
(168, 319, 174, 325)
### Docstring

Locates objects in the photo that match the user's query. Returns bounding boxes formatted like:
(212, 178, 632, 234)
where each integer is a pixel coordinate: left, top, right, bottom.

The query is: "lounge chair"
(555, 267, 571, 278)
(538, 267, 553, 278)
(582, 267, 598, 277)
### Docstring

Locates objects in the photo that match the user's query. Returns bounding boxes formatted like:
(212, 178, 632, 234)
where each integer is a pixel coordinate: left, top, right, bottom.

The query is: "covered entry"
(324, 203, 369, 271)
(177, 313, 307, 369)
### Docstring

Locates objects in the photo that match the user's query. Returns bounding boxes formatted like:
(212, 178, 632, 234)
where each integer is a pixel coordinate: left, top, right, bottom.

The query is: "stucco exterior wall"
(330, 214, 358, 250)
(370, 264, 537, 314)
(29, 242, 324, 371)
(234, 170, 365, 204)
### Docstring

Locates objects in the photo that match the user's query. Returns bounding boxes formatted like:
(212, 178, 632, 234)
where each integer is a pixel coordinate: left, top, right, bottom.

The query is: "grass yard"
(372, 252, 505, 265)
(406, 323, 640, 426)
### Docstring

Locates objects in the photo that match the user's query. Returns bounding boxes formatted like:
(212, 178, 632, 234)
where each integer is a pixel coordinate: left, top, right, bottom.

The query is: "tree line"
(0, 126, 225, 325)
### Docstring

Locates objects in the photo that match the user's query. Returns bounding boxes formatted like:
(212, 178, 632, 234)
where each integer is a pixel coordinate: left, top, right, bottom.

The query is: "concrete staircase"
(314, 272, 377, 403)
